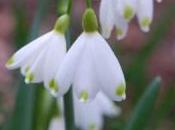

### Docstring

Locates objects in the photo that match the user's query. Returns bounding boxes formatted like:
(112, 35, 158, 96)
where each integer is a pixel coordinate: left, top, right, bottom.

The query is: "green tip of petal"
(116, 28, 123, 36)
(89, 124, 96, 130)
(49, 79, 59, 93)
(54, 14, 70, 34)
(80, 91, 89, 102)
(25, 72, 34, 84)
(82, 8, 98, 32)
(6, 56, 14, 67)
(124, 5, 134, 21)
(115, 84, 126, 97)
(141, 17, 151, 29)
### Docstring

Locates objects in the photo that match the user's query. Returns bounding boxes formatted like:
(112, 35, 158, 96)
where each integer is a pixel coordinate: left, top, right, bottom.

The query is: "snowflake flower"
(6, 15, 69, 96)
(55, 9, 126, 101)
(99, 0, 161, 39)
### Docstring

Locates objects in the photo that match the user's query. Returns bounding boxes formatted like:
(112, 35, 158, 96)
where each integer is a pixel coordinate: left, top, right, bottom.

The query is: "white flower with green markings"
(100, 0, 161, 39)
(99, 0, 129, 40)
(6, 14, 69, 96)
(55, 9, 126, 102)
(74, 92, 121, 130)
(49, 92, 121, 130)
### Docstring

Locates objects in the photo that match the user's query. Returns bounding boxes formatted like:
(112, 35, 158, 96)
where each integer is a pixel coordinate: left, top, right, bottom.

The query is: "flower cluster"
(100, 0, 162, 40)
(6, 0, 160, 129)
(6, 9, 126, 102)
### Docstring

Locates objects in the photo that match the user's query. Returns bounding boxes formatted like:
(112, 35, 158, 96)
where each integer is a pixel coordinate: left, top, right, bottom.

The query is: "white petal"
(114, 12, 129, 40)
(6, 31, 52, 69)
(117, 0, 137, 22)
(25, 45, 48, 84)
(136, 0, 153, 32)
(96, 92, 121, 117)
(20, 54, 36, 76)
(74, 94, 103, 130)
(73, 39, 99, 102)
(49, 117, 65, 130)
(99, 0, 115, 39)
(55, 33, 87, 97)
(90, 32, 126, 101)
(43, 32, 66, 96)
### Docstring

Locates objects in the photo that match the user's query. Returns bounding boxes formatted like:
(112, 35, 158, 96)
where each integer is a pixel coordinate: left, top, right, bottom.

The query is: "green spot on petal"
(80, 91, 89, 102)
(89, 124, 96, 130)
(115, 84, 126, 96)
(25, 72, 34, 83)
(116, 28, 123, 36)
(141, 17, 151, 28)
(6, 56, 14, 66)
(124, 5, 134, 21)
(49, 79, 59, 92)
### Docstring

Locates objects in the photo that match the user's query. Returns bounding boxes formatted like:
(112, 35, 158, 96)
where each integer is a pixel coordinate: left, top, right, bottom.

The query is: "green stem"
(86, 0, 92, 8)
(63, 32, 75, 130)
(67, 0, 72, 15)
(63, 88, 75, 130)
(58, 0, 75, 130)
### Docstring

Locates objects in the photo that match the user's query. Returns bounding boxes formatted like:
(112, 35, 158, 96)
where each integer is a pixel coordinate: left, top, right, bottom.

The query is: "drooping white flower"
(99, 0, 129, 40)
(55, 9, 126, 101)
(49, 92, 121, 130)
(6, 15, 69, 96)
(99, 0, 161, 39)
(74, 92, 121, 130)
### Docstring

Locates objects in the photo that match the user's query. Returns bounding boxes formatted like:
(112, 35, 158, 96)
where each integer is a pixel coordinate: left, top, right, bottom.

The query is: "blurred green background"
(0, 0, 175, 130)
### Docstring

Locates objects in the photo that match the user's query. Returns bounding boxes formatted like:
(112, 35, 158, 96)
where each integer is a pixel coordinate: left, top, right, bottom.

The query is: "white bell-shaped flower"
(99, 0, 129, 40)
(74, 92, 121, 130)
(99, 0, 115, 39)
(55, 9, 126, 101)
(99, 0, 161, 39)
(49, 92, 121, 130)
(6, 14, 69, 96)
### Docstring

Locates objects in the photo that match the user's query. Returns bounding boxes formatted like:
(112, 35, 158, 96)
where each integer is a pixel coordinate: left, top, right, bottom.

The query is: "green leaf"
(127, 4, 175, 85)
(32, 87, 59, 130)
(3, 0, 50, 130)
(124, 77, 161, 130)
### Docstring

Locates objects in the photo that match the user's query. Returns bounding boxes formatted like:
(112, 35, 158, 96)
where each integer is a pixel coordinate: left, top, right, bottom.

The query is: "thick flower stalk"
(55, 9, 126, 102)
(49, 92, 121, 130)
(99, 0, 162, 39)
(6, 14, 69, 96)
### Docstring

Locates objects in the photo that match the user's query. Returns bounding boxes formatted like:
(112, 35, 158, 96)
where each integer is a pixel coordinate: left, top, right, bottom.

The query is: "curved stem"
(86, 0, 92, 8)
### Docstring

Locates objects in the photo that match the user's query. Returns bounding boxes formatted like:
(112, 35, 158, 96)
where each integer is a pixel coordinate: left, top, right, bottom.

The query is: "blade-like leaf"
(124, 77, 161, 130)
(2, 0, 50, 130)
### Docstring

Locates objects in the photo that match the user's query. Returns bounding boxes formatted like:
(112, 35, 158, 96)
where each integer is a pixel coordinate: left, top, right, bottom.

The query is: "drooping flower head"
(6, 14, 69, 96)
(99, 0, 161, 39)
(74, 92, 121, 130)
(49, 92, 121, 130)
(55, 8, 126, 102)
